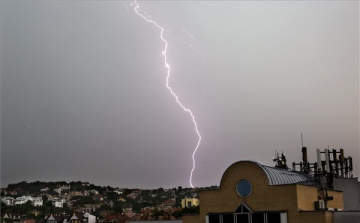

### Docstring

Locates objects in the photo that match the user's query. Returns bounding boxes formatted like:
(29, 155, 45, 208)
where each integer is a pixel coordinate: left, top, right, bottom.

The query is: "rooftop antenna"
(301, 132, 304, 148)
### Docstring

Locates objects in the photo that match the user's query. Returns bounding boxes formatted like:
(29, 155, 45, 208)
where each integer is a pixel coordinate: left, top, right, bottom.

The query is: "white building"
(14, 196, 33, 205)
(90, 189, 99, 195)
(114, 189, 123, 195)
(60, 185, 71, 190)
(83, 213, 96, 223)
(54, 188, 62, 194)
(32, 197, 43, 206)
(53, 199, 63, 208)
(1, 197, 15, 206)
(40, 187, 49, 192)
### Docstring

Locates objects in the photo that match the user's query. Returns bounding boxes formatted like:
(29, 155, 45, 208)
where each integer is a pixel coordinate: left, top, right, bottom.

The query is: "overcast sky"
(1, 1, 359, 189)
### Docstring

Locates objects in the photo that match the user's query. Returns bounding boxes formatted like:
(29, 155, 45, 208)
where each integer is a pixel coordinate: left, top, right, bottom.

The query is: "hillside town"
(1, 181, 214, 223)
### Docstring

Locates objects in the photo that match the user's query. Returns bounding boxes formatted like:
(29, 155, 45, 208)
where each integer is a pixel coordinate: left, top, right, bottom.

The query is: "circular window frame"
(236, 179, 253, 197)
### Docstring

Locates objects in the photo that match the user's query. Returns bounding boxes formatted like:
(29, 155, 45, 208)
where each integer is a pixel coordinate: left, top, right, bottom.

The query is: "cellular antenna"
(301, 132, 304, 148)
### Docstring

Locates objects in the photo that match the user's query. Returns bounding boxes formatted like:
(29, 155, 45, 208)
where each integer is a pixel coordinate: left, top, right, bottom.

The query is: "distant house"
(70, 191, 83, 196)
(91, 194, 103, 201)
(20, 219, 35, 223)
(52, 199, 63, 208)
(105, 200, 114, 208)
(105, 214, 127, 223)
(114, 189, 123, 195)
(162, 199, 176, 207)
(44, 212, 95, 223)
(127, 193, 138, 200)
(84, 204, 101, 212)
(14, 196, 32, 205)
(117, 197, 126, 202)
(48, 195, 59, 201)
(181, 198, 199, 208)
(53, 188, 62, 194)
(73, 207, 93, 214)
(60, 185, 71, 190)
(122, 203, 133, 212)
(40, 187, 49, 192)
(46, 195, 54, 201)
(90, 189, 99, 195)
(2, 213, 13, 221)
(99, 210, 110, 218)
(32, 197, 43, 207)
(28, 210, 41, 217)
(3, 190, 18, 196)
(1, 197, 15, 206)
(2, 213, 21, 223)
(81, 182, 91, 187)
(43, 213, 69, 223)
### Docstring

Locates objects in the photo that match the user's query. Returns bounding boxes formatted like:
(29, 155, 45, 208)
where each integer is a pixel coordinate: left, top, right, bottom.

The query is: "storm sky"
(1, 1, 359, 189)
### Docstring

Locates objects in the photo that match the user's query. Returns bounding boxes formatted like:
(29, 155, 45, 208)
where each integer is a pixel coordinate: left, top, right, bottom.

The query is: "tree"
(157, 188, 164, 193)
(26, 213, 35, 219)
(1, 203, 8, 215)
(25, 200, 33, 208)
(44, 201, 53, 207)
(99, 204, 111, 211)
(182, 205, 199, 214)
(3, 219, 14, 223)
(106, 192, 118, 202)
(42, 195, 48, 203)
(113, 202, 123, 213)
(172, 210, 182, 219)
(151, 209, 164, 220)
(107, 186, 115, 191)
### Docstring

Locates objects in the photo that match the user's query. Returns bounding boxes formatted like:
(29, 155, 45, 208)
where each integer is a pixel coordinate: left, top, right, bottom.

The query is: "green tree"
(1, 203, 9, 214)
(99, 204, 111, 210)
(25, 200, 33, 208)
(26, 213, 35, 219)
(113, 202, 123, 213)
(3, 218, 14, 223)
(44, 201, 53, 207)
(106, 192, 118, 202)
(157, 188, 164, 193)
(172, 210, 182, 219)
(42, 195, 48, 203)
(182, 205, 199, 214)
(151, 209, 164, 220)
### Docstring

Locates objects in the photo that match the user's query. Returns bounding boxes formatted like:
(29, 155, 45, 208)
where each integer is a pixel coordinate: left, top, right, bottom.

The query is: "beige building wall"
(182, 198, 199, 208)
(183, 161, 344, 223)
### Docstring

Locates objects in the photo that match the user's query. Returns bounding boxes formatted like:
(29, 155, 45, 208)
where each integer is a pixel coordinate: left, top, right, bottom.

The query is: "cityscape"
(1, 1, 359, 223)
(1, 181, 205, 223)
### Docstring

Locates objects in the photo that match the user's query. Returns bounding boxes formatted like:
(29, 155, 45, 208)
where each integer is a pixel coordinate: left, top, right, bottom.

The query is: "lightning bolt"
(132, 0, 201, 188)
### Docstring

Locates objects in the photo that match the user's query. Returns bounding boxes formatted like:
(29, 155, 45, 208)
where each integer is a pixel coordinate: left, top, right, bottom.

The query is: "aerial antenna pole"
(301, 133, 304, 148)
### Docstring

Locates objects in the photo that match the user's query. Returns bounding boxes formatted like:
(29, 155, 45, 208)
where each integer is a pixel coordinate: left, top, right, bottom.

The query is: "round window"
(236, 179, 252, 197)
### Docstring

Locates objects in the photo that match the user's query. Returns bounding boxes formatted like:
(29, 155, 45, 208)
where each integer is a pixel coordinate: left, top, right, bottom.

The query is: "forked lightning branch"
(132, 1, 202, 188)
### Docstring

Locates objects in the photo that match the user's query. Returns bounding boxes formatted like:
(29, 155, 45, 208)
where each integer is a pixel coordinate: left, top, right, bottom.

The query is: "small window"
(209, 215, 220, 223)
(235, 203, 252, 213)
(242, 206, 250, 213)
(236, 214, 249, 223)
(223, 214, 234, 223)
(188, 201, 192, 207)
(251, 213, 264, 223)
(236, 179, 252, 197)
(267, 213, 281, 223)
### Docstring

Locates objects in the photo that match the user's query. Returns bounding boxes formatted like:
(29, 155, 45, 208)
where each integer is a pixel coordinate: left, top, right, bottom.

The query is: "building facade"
(183, 160, 360, 223)
(182, 198, 199, 208)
